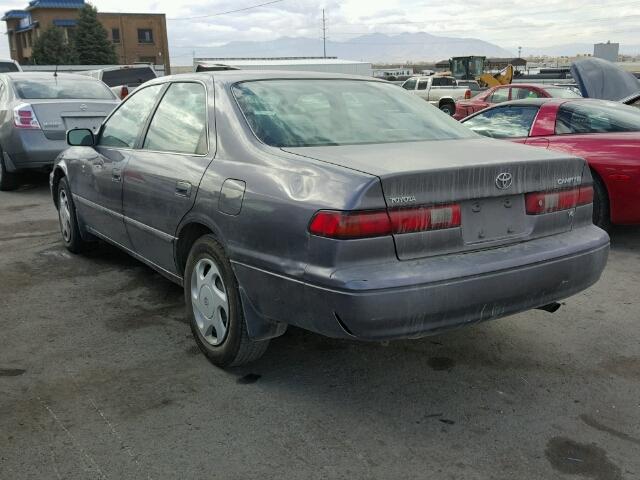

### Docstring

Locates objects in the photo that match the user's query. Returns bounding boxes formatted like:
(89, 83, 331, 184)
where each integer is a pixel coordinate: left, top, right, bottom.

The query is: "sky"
(2, 0, 640, 64)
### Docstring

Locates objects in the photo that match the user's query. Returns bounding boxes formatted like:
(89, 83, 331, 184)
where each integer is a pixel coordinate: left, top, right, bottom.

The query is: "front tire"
(0, 152, 19, 191)
(184, 235, 269, 367)
(57, 177, 88, 253)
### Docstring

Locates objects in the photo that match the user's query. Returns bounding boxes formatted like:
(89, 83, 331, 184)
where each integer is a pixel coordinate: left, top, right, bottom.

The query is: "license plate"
(63, 117, 104, 133)
(461, 195, 527, 244)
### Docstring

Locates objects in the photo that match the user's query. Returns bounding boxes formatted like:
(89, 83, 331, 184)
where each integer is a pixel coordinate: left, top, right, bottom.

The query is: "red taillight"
(525, 186, 593, 215)
(309, 210, 391, 239)
(13, 103, 40, 129)
(120, 86, 129, 99)
(464, 89, 471, 100)
(309, 204, 461, 239)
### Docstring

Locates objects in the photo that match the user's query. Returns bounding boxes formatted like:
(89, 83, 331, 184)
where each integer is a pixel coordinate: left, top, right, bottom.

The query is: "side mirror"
(67, 128, 95, 147)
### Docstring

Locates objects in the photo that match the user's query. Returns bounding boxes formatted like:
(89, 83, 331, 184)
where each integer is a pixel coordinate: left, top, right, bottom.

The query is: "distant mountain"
(180, 32, 514, 65)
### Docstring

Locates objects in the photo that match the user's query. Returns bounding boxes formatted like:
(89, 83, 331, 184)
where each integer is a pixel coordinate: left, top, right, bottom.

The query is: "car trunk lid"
(284, 138, 587, 260)
(31, 100, 118, 140)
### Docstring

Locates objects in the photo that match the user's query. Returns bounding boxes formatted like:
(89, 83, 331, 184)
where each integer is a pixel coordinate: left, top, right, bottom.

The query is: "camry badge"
(495, 172, 513, 190)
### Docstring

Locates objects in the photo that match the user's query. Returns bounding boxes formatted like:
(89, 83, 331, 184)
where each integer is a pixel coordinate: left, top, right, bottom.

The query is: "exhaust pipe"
(537, 302, 562, 313)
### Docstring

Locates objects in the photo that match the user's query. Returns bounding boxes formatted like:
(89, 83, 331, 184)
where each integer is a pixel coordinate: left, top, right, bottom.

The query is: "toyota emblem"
(79, 104, 88, 111)
(495, 172, 513, 190)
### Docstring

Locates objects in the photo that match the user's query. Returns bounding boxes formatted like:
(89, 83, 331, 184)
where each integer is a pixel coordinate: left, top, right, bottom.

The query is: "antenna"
(322, 9, 327, 58)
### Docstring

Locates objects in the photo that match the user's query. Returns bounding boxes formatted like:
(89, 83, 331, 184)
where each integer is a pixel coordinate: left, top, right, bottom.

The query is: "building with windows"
(2, 0, 170, 72)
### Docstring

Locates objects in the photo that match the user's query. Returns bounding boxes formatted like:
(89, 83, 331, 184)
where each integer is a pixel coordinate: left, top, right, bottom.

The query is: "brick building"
(2, 0, 170, 73)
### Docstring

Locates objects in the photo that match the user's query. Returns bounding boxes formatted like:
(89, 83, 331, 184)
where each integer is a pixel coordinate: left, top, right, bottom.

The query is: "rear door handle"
(112, 168, 122, 182)
(175, 181, 192, 198)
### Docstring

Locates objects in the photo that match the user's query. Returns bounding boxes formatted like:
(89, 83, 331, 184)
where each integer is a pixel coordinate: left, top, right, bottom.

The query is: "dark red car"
(454, 83, 582, 120)
(461, 98, 640, 228)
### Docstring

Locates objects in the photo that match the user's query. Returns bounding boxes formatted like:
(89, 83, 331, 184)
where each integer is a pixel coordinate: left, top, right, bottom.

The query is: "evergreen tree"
(74, 3, 117, 65)
(31, 27, 78, 65)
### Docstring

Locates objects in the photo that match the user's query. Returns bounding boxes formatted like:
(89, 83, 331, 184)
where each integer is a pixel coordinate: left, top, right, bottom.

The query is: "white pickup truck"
(401, 76, 470, 115)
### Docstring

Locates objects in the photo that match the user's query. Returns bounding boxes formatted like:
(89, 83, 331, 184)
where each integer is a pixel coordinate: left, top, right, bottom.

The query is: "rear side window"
(14, 79, 114, 99)
(464, 106, 540, 138)
(0, 62, 19, 73)
(101, 67, 157, 87)
(143, 82, 208, 154)
(489, 88, 510, 103)
(402, 79, 416, 90)
(511, 87, 542, 100)
(556, 101, 640, 134)
(417, 80, 428, 90)
(99, 85, 163, 148)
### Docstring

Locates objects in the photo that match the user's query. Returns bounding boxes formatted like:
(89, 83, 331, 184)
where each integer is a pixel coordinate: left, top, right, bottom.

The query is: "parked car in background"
(0, 72, 119, 190)
(51, 71, 608, 368)
(0, 59, 22, 73)
(454, 83, 582, 120)
(79, 65, 157, 100)
(457, 79, 482, 93)
(402, 75, 470, 115)
(462, 98, 640, 229)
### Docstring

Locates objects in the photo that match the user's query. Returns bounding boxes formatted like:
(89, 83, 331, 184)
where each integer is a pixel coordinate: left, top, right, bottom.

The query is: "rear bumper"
(3, 129, 66, 171)
(233, 225, 610, 340)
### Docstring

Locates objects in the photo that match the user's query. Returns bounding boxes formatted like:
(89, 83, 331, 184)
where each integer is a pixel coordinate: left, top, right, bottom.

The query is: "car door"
(122, 80, 212, 274)
(72, 84, 164, 249)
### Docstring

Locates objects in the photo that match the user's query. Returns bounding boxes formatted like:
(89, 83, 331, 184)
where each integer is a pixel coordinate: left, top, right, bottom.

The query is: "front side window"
(143, 83, 208, 154)
(489, 87, 510, 103)
(232, 79, 476, 147)
(14, 79, 114, 99)
(464, 106, 540, 138)
(556, 101, 640, 134)
(138, 29, 153, 43)
(99, 84, 163, 149)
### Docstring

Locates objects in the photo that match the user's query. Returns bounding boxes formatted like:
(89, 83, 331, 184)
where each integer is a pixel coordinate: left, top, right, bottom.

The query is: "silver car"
(51, 71, 609, 367)
(0, 72, 119, 190)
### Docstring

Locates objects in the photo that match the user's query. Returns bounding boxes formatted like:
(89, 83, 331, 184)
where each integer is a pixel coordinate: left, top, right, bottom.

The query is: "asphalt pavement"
(1, 175, 638, 480)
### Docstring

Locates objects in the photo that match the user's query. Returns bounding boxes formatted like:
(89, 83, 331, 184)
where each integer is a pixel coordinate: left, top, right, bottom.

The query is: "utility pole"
(322, 9, 327, 58)
(518, 46, 522, 58)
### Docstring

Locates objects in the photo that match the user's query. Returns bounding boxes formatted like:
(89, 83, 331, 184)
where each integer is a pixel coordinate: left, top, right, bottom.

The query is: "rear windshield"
(14, 78, 114, 99)
(545, 87, 582, 98)
(0, 62, 20, 73)
(101, 67, 156, 87)
(232, 79, 476, 147)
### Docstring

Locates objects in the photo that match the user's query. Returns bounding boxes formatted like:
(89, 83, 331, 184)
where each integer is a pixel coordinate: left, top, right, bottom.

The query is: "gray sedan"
(0, 72, 119, 190)
(51, 71, 609, 367)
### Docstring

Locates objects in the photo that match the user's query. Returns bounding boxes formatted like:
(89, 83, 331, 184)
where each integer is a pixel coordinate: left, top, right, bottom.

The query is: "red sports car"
(453, 83, 582, 120)
(461, 98, 640, 228)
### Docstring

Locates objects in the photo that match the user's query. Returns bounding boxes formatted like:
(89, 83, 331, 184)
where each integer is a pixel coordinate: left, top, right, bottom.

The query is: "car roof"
(144, 70, 388, 86)
(478, 97, 625, 109)
(2, 72, 104, 81)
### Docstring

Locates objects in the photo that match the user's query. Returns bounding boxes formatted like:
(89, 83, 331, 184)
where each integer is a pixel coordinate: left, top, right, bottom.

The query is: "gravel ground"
(1, 175, 639, 480)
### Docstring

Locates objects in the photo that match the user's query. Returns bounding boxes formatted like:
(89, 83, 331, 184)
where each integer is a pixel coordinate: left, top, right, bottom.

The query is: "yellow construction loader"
(448, 56, 514, 87)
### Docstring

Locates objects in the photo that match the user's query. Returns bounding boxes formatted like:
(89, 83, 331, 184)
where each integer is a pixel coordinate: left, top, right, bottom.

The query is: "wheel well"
(51, 168, 66, 208)
(176, 222, 213, 275)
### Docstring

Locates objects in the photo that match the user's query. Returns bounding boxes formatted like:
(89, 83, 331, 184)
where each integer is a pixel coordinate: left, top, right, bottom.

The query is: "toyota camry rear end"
(226, 75, 609, 342)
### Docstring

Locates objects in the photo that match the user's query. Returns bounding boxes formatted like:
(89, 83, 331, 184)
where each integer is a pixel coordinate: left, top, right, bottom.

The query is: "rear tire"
(57, 177, 89, 253)
(0, 152, 19, 191)
(592, 173, 611, 230)
(439, 102, 455, 116)
(184, 235, 269, 367)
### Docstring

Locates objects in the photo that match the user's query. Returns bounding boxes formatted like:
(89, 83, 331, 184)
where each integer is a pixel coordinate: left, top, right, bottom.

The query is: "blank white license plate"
(64, 117, 104, 132)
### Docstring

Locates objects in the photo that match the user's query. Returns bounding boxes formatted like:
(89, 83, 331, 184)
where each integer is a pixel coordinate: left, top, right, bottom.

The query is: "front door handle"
(175, 180, 192, 198)
(112, 168, 122, 182)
